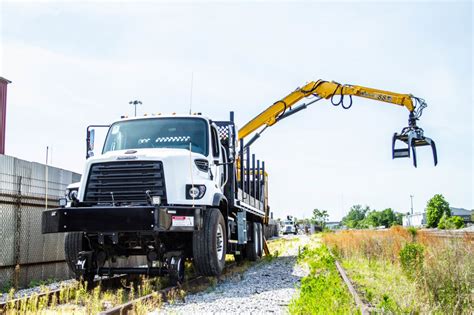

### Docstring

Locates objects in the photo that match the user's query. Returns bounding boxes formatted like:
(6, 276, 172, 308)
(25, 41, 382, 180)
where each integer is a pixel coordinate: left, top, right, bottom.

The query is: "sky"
(0, 1, 472, 221)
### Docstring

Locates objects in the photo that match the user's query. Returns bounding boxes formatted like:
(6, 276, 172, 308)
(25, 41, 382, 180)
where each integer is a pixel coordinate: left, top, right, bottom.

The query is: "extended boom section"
(239, 79, 438, 167)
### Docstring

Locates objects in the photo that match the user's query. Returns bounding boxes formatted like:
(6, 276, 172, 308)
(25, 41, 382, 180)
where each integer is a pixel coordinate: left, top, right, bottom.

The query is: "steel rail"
(334, 259, 371, 315)
(0, 274, 132, 313)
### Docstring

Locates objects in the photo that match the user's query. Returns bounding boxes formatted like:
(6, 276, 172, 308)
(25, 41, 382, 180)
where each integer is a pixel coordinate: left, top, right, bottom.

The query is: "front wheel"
(193, 209, 227, 276)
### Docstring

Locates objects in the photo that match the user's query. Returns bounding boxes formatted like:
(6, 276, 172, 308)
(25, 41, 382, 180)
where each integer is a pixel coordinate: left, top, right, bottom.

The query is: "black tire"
(65, 232, 94, 283)
(256, 223, 263, 258)
(193, 208, 227, 276)
(246, 222, 259, 261)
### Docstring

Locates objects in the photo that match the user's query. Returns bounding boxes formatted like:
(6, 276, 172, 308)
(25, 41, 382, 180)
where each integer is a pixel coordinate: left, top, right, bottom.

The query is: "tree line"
(309, 194, 465, 230)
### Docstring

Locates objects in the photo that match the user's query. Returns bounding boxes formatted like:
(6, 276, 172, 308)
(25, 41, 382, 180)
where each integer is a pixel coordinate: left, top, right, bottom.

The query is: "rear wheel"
(246, 222, 260, 261)
(256, 223, 263, 258)
(193, 209, 227, 276)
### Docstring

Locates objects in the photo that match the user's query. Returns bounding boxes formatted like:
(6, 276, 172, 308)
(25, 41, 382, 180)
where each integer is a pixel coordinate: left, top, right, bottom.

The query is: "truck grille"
(84, 161, 166, 205)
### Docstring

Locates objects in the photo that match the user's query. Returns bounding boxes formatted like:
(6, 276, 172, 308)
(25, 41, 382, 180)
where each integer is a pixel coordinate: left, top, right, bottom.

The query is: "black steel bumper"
(41, 205, 203, 234)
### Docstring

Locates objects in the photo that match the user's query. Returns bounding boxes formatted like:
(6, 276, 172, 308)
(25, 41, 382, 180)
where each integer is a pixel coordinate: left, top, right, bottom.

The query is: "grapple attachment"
(392, 112, 438, 167)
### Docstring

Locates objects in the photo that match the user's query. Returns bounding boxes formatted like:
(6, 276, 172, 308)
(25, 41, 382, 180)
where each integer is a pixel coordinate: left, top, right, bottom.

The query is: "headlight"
(58, 197, 67, 207)
(185, 184, 206, 199)
(66, 188, 79, 201)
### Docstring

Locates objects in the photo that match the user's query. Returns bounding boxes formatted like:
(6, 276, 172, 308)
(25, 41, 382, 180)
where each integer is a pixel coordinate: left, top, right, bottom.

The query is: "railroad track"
(334, 259, 372, 315)
(0, 274, 137, 314)
(0, 262, 239, 314)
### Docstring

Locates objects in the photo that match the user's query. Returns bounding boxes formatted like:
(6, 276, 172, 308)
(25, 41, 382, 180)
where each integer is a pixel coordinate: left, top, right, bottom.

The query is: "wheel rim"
(216, 223, 224, 260)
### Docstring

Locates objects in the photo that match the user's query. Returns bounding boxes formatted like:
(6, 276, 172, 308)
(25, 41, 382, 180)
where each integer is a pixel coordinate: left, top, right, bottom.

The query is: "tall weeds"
(323, 227, 473, 313)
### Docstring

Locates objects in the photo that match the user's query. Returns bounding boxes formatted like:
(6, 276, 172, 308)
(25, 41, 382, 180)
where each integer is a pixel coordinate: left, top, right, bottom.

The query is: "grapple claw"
(392, 129, 438, 167)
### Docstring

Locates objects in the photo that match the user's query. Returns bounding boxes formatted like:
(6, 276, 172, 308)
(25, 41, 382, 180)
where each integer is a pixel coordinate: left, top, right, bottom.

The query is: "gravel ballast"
(154, 235, 310, 314)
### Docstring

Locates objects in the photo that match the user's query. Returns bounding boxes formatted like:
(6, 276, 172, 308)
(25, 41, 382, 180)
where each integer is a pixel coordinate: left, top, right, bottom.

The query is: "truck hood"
(77, 148, 213, 203)
(91, 148, 207, 162)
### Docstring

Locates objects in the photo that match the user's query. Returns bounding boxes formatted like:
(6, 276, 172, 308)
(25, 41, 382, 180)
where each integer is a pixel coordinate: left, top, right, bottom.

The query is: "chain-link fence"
(0, 155, 81, 289)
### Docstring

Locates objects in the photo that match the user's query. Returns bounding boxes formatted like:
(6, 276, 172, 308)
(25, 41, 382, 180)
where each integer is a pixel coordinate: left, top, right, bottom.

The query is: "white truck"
(42, 113, 269, 284)
(281, 217, 297, 235)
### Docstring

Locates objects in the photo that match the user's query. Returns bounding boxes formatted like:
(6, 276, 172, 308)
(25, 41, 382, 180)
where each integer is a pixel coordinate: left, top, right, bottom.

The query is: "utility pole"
(129, 100, 142, 117)
(410, 195, 414, 214)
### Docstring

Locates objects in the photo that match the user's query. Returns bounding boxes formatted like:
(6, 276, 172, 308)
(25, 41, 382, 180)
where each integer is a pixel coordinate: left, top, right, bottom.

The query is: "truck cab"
(281, 219, 297, 235)
(80, 115, 227, 209)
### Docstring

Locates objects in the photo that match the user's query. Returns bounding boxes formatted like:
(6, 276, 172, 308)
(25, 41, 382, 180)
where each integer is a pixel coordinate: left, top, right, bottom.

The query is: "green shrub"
(399, 243, 424, 279)
(439, 215, 464, 229)
(447, 216, 464, 229)
(437, 214, 447, 229)
(290, 245, 356, 314)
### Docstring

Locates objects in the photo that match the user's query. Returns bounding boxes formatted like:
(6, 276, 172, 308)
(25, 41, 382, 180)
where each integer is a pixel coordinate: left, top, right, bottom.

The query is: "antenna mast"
(189, 72, 194, 115)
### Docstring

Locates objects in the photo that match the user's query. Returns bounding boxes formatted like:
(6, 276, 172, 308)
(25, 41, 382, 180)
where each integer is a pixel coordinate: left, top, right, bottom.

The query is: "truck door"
(210, 126, 224, 188)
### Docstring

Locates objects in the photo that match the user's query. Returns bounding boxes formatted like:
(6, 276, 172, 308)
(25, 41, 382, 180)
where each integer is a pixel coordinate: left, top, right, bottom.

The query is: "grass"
(289, 242, 359, 314)
(323, 227, 474, 314)
(342, 257, 426, 313)
(4, 275, 166, 314)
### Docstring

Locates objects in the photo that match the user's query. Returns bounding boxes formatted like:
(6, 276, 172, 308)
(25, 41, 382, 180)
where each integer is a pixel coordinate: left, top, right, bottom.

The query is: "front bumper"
(41, 205, 203, 234)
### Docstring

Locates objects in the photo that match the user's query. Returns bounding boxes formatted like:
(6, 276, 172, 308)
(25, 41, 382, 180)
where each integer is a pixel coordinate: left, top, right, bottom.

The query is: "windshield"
(102, 118, 209, 156)
(283, 220, 293, 225)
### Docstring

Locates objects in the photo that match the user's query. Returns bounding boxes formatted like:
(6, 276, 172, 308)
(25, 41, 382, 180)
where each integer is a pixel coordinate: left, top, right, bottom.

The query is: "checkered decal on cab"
(217, 125, 229, 140)
(155, 136, 191, 143)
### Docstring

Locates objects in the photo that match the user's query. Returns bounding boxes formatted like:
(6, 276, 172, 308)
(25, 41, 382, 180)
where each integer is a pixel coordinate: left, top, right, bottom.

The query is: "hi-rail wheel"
(257, 223, 264, 258)
(64, 232, 95, 285)
(168, 255, 185, 286)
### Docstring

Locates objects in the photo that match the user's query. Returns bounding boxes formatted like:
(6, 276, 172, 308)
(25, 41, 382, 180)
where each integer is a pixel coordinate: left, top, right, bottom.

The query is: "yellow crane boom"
(238, 79, 437, 167)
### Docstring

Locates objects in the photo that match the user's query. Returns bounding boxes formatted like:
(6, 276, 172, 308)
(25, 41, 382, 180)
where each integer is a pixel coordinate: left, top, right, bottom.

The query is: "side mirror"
(85, 124, 111, 159)
(86, 128, 95, 159)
